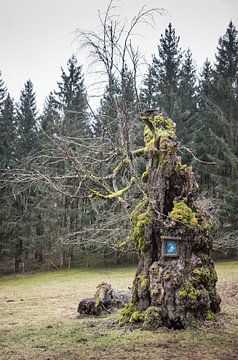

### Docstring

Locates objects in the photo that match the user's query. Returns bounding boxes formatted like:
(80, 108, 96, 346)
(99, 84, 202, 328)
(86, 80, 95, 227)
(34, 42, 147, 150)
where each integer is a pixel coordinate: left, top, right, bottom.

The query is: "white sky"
(0, 0, 237, 111)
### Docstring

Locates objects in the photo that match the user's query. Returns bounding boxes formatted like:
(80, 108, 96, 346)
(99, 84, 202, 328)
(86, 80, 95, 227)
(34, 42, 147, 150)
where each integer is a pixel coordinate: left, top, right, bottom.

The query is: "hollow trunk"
(120, 111, 221, 329)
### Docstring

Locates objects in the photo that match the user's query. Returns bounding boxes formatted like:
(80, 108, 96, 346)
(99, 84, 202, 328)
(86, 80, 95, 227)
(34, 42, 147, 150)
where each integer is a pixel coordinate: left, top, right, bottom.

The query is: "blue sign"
(165, 240, 177, 255)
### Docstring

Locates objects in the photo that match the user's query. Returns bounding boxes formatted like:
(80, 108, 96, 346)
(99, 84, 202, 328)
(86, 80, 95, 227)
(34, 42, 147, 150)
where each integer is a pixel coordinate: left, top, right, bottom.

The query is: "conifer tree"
(140, 66, 158, 110)
(95, 76, 120, 136)
(40, 92, 60, 136)
(0, 94, 17, 261)
(176, 48, 198, 142)
(55, 55, 90, 136)
(10, 80, 39, 271)
(0, 71, 7, 111)
(151, 23, 182, 116)
(0, 94, 16, 168)
(215, 21, 238, 83)
(17, 79, 38, 157)
(191, 22, 238, 228)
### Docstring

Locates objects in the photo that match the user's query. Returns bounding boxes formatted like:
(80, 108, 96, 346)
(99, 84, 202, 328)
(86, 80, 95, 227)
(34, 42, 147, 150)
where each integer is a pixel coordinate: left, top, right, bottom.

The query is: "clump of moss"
(141, 167, 150, 183)
(201, 219, 213, 231)
(192, 267, 218, 288)
(142, 306, 162, 330)
(118, 303, 136, 326)
(176, 162, 187, 171)
(163, 272, 170, 281)
(205, 310, 215, 321)
(145, 139, 159, 154)
(143, 125, 154, 144)
(143, 114, 175, 146)
(169, 200, 198, 227)
(95, 297, 102, 309)
(118, 303, 144, 326)
(129, 310, 145, 324)
(130, 204, 152, 251)
(138, 274, 149, 290)
(178, 282, 203, 301)
(151, 287, 159, 297)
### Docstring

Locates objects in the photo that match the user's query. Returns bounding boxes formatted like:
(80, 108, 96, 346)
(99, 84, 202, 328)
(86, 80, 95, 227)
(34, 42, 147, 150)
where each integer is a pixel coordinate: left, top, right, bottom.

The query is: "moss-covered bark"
(120, 110, 221, 329)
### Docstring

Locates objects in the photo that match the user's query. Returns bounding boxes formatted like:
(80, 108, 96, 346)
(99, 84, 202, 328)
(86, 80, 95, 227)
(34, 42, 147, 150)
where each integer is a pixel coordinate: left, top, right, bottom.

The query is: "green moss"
(205, 310, 215, 321)
(151, 287, 159, 297)
(163, 272, 170, 281)
(145, 139, 159, 153)
(131, 197, 148, 219)
(169, 200, 198, 227)
(192, 268, 202, 277)
(143, 114, 175, 147)
(118, 303, 145, 326)
(160, 158, 168, 170)
(95, 298, 101, 308)
(201, 220, 213, 231)
(143, 306, 162, 330)
(90, 177, 135, 200)
(192, 267, 218, 287)
(113, 158, 130, 176)
(176, 162, 187, 171)
(157, 127, 173, 138)
(179, 282, 203, 301)
(129, 310, 145, 324)
(153, 115, 165, 125)
(141, 167, 150, 183)
(130, 203, 153, 251)
(118, 303, 136, 326)
(144, 125, 154, 144)
(138, 274, 149, 290)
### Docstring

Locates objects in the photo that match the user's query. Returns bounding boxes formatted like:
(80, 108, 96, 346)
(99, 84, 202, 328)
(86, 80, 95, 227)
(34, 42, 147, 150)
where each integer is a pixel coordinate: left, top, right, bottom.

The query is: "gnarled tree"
(117, 110, 221, 329)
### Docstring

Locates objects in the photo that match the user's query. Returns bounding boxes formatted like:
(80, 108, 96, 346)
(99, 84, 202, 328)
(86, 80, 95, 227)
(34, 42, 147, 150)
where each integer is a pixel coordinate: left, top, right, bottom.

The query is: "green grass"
(0, 262, 237, 359)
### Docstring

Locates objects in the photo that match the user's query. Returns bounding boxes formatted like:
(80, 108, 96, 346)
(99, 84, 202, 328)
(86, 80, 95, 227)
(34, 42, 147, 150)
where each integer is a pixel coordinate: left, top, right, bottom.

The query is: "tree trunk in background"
(14, 240, 23, 273)
(119, 111, 221, 329)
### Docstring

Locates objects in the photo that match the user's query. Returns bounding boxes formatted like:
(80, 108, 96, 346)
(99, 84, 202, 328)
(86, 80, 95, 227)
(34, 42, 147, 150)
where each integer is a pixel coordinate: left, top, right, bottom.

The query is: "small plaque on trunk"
(161, 236, 181, 257)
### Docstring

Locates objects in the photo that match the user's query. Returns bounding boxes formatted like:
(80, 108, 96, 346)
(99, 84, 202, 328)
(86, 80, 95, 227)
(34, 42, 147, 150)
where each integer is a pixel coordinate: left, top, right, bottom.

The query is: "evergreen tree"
(9, 80, 39, 271)
(151, 23, 182, 116)
(95, 75, 120, 136)
(175, 48, 198, 144)
(0, 94, 16, 168)
(17, 79, 38, 157)
(191, 22, 238, 227)
(0, 94, 17, 261)
(46, 56, 93, 264)
(215, 21, 238, 83)
(40, 92, 60, 136)
(140, 66, 158, 109)
(189, 60, 216, 188)
(55, 55, 90, 136)
(0, 71, 7, 111)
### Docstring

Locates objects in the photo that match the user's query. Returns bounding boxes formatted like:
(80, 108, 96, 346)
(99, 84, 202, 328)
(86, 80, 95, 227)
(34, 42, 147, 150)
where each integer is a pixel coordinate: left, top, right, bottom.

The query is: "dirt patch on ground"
(218, 281, 238, 307)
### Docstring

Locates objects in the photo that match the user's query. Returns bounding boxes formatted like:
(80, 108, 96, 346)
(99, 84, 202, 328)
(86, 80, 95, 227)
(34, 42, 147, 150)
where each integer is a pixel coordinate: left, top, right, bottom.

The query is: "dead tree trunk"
(119, 110, 221, 329)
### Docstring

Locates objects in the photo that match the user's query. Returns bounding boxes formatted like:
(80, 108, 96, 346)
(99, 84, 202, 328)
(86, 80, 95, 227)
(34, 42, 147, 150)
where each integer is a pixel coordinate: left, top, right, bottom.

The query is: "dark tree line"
(0, 21, 238, 273)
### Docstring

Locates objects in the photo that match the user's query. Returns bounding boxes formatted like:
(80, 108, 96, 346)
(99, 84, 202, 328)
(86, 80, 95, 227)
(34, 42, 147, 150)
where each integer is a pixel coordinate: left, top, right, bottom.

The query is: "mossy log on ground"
(78, 282, 131, 316)
(120, 110, 221, 330)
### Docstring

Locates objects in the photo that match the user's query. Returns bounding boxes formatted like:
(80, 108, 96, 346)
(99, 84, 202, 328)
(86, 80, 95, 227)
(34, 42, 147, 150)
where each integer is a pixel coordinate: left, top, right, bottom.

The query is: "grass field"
(0, 262, 237, 360)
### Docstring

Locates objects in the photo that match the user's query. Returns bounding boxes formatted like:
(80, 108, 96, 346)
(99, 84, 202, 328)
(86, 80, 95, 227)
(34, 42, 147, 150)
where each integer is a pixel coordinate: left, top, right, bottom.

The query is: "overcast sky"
(0, 0, 237, 110)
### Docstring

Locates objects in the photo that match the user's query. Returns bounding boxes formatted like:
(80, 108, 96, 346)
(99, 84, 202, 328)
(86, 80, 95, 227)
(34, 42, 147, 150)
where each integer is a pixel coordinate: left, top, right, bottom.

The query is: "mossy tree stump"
(119, 110, 221, 329)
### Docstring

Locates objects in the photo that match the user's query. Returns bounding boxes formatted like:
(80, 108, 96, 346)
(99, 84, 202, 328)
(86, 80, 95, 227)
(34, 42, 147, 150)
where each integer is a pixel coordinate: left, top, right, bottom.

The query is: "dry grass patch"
(0, 262, 237, 360)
